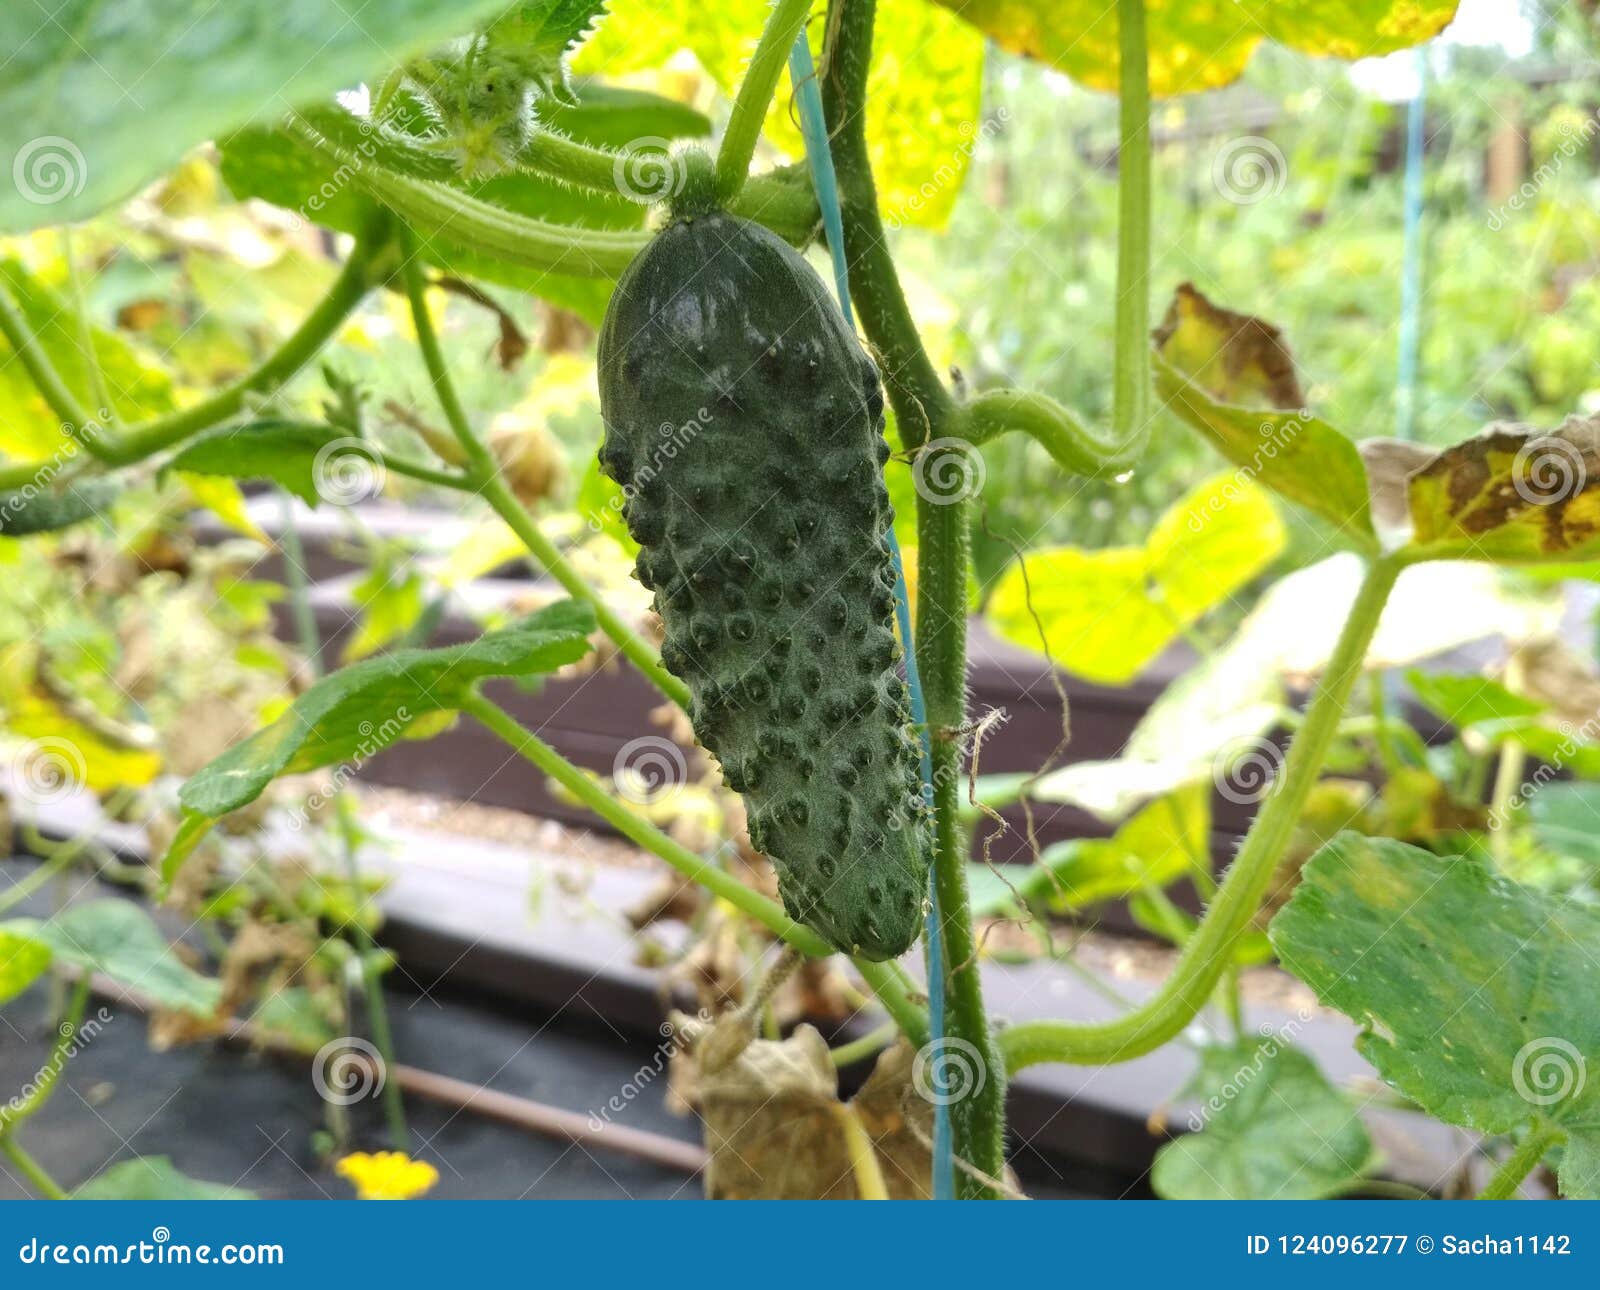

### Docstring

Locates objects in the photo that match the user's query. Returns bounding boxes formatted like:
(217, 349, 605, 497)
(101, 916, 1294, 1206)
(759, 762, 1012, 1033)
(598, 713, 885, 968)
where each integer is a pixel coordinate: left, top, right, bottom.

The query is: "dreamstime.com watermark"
(283, 709, 412, 832)
(1488, 712, 1600, 830)
(912, 437, 986, 506)
(587, 1009, 712, 1131)
(612, 736, 688, 806)
(12, 136, 87, 206)
(586, 411, 710, 534)
(8, 1007, 113, 1115)
(883, 108, 1011, 231)
(1185, 1009, 1315, 1133)
(1488, 109, 1600, 230)
(18, 1229, 283, 1267)
(1186, 411, 1312, 534)
(1212, 136, 1287, 205)
(1511, 1036, 1586, 1108)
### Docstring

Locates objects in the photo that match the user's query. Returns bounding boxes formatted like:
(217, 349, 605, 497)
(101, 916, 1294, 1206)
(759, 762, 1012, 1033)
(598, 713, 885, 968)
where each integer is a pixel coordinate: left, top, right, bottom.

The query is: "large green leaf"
(167, 420, 351, 507)
(1153, 285, 1376, 550)
(1405, 671, 1546, 734)
(930, 0, 1458, 97)
(1152, 1042, 1373, 1199)
(578, 0, 985, 227)
(168, 600, 596, 877)
(0, 928, 52, 1005)
(0, 0, 531, 231)
(1272, 833, 1600, 1198)
(987, 471, 1284, 685)
(3, 901, 219, 1016)
(1527, 783, 1600, 870)
(74, 1157, 253, 1201)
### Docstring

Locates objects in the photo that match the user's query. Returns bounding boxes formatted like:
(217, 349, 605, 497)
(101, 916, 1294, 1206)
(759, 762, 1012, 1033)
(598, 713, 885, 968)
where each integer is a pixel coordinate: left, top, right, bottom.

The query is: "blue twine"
(786, 32, 954, 1200)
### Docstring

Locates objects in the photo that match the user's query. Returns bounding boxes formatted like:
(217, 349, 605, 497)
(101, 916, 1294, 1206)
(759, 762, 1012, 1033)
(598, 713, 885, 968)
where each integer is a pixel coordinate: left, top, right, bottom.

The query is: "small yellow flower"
(336, 1151, 439, 1200)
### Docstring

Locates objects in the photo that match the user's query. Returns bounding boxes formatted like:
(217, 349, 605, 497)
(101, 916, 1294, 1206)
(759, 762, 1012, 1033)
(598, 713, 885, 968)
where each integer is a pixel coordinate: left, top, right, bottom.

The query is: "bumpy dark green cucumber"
(596, 209, 929, 960)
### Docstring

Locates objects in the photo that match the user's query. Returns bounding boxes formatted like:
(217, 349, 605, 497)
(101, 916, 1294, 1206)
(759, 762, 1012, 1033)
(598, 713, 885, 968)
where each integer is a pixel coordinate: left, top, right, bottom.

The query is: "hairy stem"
(1001, 555, 1403, 1070)
(1111, 0, 1151, 453)
(464, 693, 929, 1041)
(397, 239, 690, 709)
(715, 0, 814, 204)
(1477, 1123, 1564, 1199)
(0, 977, 88, 1134)
(824, 0, 1003, 1197)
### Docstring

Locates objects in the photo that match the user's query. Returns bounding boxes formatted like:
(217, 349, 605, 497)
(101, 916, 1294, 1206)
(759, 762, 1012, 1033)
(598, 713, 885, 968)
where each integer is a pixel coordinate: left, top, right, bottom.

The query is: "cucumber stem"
(715, 0, 815, 205)
(823, 0, 1004, 1198)
(1476, 1121, 1564, 1200)
(1000, 554, 1403, 1070)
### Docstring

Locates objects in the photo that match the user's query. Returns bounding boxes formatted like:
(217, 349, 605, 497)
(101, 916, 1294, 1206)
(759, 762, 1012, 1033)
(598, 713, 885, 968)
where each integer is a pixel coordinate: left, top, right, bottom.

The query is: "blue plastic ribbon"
(786, 32, 954, 1200)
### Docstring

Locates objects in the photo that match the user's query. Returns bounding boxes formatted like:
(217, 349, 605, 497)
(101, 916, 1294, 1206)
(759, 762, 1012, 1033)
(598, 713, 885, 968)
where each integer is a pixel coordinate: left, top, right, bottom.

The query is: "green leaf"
(987, 471, 1284, 685)
(4, 901, 219, 1016)
(175, 600, 595, 830)
(1152, 1042, 1373, 1199)
(0, 928, 52, 1005)
(74, 1157, 253, 1201)
(1271, 833, 1600, 1198)
(1527, 783, 1600, 869)
(929, 0, 1457, 97)
(1404, 420, 1600, 564)
(1405, 670, 1547, 733)
(578, 0, 984, 228)
(166, 420, 351, 507)
(481, 0, 610, 104)
(1153, 285, 1376, 550)
(251, 987, 337, 1052)
(0, 0, 530, 231)
(342, 562, 427, 663)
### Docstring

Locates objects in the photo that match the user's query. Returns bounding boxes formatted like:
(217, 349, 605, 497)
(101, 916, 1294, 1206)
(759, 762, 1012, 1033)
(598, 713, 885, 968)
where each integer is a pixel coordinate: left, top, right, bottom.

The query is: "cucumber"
(597, 208, 929, 960)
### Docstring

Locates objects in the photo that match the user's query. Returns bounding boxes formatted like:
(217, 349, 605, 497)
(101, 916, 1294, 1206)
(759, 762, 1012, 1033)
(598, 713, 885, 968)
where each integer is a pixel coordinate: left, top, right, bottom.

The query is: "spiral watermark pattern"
(1512, 1037, 1586, 1107)
(912, 1037, 988, 1106)
(1512, 437, 1586, 507)
(1213, 734, 1284, 805)
(312, 437, 387, 506)
(612, 736, 688, 805)
(912, 437, 986, 506)
(613, 137, 685, 204)
(1212, 136, 1287, 205)
(312, 1036, 386, 1106)
(13, 136, 87, 205)
(14, 736, 87, 805)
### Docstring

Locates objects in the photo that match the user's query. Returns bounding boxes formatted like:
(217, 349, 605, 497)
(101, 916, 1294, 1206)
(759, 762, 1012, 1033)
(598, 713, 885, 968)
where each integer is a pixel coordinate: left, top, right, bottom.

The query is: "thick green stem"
(950, 388, 1138, 477)
(1001, 555, 1403, 1070)
(824, 0, 1002, 1197)
(464, 693, 929, 1040)
(0, 977, 88, 1134)
(0, 1137, 67, 1200)
(715, 0, 814, 204)
(104, 222, 396, 468)
(397, 240, 691, 710)
(1111, 0, 1151, 454)
(1477, 1123, 1563, 1199)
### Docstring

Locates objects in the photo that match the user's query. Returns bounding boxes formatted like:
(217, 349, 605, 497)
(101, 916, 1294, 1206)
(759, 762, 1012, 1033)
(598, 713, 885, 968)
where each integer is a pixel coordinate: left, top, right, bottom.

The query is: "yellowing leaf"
(987, 472, 1284, 684)
(179, 473, 268, 545)
(579, 0, 985, 226)
(1406, 418, 1600, 563)
(931, 0, 1458, 98)
(1, 658, 161, 793)
(1153, 284, 1376, 549)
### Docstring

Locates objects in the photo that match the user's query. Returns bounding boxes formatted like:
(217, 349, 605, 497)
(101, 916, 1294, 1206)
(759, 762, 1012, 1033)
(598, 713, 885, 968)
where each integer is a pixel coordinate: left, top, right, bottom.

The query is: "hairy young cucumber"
(596, 209, 929, 960)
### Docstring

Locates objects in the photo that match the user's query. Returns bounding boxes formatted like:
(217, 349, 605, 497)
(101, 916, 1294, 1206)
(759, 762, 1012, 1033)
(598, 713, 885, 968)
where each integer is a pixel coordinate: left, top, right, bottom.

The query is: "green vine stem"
(396, 236, 692, 710)
(1110, 0, 1151, 454)
(0, 1137, 67, 1200)
(822, 0, 1003, 1197)
(714, 0, 814, 204)
(1477, 1122, 1564, 1200)
(0, 281, 111, 461)
(0, 215, 394, 487)
(462, 691, 928, 1043)
(948, 388, 1141, 477)
(0, 976, 89, 1136)
(1001, 553, 1404, 1070)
